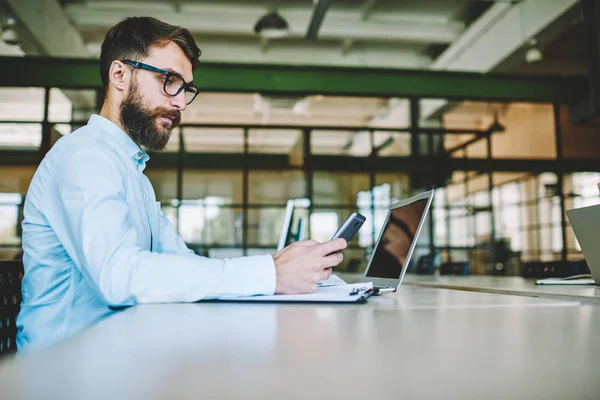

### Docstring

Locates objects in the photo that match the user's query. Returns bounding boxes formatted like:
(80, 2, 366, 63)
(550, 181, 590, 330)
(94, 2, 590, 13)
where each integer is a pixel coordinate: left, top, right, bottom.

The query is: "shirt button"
(137, 152, 143, 159)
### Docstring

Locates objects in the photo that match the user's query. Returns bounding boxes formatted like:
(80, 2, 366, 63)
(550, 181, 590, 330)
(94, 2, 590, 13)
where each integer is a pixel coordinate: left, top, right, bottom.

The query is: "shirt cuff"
(224, 254, 277, 296)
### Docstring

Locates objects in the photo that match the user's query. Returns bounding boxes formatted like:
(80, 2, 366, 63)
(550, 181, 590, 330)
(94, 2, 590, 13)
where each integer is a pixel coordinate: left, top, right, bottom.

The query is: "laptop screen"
(366, 197, 429, 279)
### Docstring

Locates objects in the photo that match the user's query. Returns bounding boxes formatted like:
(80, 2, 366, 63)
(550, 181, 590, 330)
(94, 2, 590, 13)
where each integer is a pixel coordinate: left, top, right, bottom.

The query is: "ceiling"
(0, 0, 588, 150)
(59, 0, 491, 68)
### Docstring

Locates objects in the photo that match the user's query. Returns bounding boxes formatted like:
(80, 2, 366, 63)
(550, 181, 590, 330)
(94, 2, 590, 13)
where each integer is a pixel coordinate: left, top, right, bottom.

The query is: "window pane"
(0, 193, 21, 241)
(375, 173, 409, 202)
(181, 93, 255, 124)
(49, 89, 97, 123)
(163, 128, 180, 153)
(439, 101, 556, 159)
(248, 170, 305, 205)
(374, 132, 411, 157)
(312, 130, 370, 157)
(247, 207, 286, 247)
(434, 187, 447, 247)
(179, 203, 241, 247)
(572, 172, 600, 207)
(184, 127, 243, 153)
(183, 170, 242, 203)
(249, 129, 301, 155)
(0, 123, 41, 150)
(313, 172, 370, 206)
(0, 167, 36, 194)
(145, 169, 178, 203)
(0, 88, 45, 122)
(448, 207, 471, 247)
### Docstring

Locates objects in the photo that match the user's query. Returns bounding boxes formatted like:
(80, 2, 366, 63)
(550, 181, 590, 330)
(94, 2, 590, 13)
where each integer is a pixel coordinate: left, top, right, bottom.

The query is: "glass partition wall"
(1, 87, 598, 275)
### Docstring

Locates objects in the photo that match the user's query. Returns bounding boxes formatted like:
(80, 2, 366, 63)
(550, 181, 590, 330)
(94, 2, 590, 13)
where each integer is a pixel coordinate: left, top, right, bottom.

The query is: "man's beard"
(119, 83, 181, 151)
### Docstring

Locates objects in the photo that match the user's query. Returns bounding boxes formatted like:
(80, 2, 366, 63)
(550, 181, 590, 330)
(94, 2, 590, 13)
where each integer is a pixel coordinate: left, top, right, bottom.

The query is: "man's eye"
(162, 76, 174, 85)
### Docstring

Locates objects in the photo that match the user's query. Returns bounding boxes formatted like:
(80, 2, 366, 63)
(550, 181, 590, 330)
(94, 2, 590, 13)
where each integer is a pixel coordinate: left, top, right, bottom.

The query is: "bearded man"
(16, 17, 346, 351)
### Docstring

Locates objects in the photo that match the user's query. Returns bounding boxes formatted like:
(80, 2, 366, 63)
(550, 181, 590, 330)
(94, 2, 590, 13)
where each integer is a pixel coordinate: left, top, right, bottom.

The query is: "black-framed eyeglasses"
(121, 60, 199, 105)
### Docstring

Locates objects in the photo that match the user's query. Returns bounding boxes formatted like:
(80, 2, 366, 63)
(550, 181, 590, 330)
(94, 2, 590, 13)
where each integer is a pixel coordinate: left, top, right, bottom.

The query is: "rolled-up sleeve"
(43, 147, 276, 306)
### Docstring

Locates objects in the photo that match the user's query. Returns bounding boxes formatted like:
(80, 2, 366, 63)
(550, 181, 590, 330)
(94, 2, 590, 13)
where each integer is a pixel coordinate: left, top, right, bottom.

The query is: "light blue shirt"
(17, 114, 276, 351)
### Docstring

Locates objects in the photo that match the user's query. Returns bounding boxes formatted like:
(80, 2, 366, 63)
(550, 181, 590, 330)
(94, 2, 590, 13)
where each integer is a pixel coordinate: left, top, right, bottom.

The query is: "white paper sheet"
(317, 274, 348, 287)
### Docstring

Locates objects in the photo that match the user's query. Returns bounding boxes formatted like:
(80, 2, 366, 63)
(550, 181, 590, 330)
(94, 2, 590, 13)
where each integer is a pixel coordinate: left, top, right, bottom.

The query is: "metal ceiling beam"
(0, 56, 585, 104)
(361, 0, 379, 21)
(306, 0, 333, 40)
(4, 0, 88, 57)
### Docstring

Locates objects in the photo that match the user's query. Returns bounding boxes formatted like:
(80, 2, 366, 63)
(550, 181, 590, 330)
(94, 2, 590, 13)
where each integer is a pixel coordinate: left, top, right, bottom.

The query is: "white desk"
(1, 286, 599, 399)
(403, 275, 600, 303)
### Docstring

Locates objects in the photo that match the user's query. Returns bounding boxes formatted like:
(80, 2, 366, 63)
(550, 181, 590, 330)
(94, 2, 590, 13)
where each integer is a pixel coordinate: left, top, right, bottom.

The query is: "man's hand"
(272, 238, 347, 294)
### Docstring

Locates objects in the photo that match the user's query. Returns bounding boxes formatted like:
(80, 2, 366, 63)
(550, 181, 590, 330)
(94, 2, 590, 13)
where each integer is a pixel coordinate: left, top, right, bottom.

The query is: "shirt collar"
(87, 114, 150, 171)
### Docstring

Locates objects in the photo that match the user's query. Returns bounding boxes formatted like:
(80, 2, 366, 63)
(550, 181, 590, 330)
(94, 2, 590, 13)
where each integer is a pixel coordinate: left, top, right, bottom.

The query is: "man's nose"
(170, 90, 187, 111)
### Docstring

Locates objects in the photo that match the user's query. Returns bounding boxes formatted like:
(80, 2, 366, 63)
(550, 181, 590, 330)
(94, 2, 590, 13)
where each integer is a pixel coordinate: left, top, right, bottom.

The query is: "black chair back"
(0, 260, 24, 356)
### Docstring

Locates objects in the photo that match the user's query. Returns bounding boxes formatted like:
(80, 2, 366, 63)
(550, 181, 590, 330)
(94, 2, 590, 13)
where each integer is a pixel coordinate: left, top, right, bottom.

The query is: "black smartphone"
(331, 212, 366, 244)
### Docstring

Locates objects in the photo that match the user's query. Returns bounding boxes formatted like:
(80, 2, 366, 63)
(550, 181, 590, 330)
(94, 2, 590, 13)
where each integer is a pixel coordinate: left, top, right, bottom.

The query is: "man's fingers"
(320, 253, 344, 268)
(317, 238, 347, 256)
(319, 267, 333, 281)
(294, 239, 319, 247)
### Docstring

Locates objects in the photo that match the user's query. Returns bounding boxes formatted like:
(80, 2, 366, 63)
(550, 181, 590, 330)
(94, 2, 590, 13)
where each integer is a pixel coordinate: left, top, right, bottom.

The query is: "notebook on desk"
(218, 282, 373, 303)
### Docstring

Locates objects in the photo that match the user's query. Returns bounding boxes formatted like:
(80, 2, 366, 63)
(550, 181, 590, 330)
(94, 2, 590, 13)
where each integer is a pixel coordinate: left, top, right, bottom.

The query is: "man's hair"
(100, 17, 201, 89)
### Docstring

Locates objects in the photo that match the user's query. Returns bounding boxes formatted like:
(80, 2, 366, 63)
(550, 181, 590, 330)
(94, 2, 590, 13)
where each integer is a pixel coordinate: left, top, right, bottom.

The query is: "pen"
(349, 287, 367, 296)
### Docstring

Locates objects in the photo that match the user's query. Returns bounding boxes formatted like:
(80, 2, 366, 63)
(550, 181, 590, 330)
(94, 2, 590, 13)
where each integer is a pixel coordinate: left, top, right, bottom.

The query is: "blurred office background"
(1, 0, 599, 278)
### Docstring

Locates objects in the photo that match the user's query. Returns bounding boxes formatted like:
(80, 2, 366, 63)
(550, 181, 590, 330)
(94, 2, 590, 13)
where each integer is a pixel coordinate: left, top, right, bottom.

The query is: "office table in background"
(0, 286, 599, 399)
(403, 274, 600, 303)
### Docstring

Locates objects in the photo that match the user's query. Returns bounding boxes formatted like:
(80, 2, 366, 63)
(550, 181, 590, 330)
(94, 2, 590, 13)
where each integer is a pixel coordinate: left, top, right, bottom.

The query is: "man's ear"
(107, 60, 130, 92)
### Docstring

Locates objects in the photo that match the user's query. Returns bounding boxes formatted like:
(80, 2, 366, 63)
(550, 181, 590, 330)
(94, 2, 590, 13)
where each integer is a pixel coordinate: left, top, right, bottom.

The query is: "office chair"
(0, 260, 24, 356)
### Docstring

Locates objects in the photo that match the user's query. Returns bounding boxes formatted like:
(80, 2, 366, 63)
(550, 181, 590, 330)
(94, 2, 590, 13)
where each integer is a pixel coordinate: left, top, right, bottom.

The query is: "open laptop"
(564, 204, 600, 285)
(320, 189, 435, 293)
(277, 198, 309, 251)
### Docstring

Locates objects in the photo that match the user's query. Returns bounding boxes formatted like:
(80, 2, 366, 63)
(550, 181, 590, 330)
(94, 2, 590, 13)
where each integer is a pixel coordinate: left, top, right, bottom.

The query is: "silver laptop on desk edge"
(566, 204, 600, 285)
(360, 189, 435, 293)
